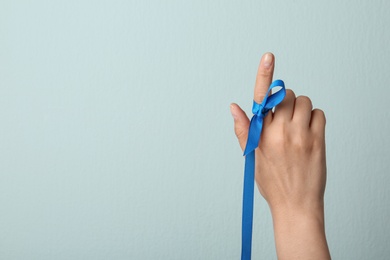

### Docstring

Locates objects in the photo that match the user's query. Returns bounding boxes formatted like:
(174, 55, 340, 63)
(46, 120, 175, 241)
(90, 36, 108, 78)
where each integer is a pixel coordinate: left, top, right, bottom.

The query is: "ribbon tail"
(243, 116, 264, 156)
(241, 150, 255, 260)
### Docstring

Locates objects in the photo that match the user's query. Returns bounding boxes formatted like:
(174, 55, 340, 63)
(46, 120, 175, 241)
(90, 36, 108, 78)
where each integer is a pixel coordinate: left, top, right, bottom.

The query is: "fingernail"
(230, 104, 238, 120)
(262, 53, 273, 68)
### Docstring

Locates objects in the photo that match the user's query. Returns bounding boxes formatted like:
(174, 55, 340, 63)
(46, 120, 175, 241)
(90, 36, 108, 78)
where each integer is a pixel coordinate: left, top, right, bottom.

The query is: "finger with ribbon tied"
(243, 79, 286, 156)
(240, 79, 286, 260)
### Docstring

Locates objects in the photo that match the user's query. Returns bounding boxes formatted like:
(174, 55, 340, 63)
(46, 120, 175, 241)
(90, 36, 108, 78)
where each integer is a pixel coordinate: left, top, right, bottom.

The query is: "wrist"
(270, 201, 325, 226)
(270, 203, 330, 260)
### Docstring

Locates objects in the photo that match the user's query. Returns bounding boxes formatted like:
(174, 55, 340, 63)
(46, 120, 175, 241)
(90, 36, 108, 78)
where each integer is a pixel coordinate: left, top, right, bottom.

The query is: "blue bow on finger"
(241, 79, 286, 260)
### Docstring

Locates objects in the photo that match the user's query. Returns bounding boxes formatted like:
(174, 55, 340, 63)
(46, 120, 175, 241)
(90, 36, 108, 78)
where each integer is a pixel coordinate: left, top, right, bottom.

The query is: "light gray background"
(1, 0, 389, 259)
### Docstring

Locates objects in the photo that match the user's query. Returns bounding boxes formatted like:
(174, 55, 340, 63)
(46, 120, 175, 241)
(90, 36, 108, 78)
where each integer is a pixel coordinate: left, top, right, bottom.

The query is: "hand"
(230, 52, 330, 260)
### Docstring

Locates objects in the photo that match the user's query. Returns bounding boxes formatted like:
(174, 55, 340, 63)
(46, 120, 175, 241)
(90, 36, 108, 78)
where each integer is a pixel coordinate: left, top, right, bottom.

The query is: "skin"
(230, 53, 331, 260)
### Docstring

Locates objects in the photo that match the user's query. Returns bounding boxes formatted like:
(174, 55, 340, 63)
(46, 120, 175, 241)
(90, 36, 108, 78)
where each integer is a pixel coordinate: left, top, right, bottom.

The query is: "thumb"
(230, 103, 250, 152)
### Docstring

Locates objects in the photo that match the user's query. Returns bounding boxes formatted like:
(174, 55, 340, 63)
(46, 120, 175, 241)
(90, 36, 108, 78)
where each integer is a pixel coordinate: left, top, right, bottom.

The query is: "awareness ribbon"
(241, 79, 286, 260)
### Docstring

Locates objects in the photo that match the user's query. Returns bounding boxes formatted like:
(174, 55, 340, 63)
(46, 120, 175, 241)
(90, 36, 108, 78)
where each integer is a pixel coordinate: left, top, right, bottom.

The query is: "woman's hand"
(231, 52, 330, 260)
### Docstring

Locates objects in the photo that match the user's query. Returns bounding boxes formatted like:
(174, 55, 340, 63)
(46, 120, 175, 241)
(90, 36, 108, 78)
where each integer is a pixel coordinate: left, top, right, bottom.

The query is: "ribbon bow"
(241, 79, 286, 260)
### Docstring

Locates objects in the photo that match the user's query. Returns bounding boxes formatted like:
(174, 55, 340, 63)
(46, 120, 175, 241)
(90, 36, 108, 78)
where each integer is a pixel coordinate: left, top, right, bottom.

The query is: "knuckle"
(296, 95, 312, 107)
(268, 124, 287, 146)
(291, 133, 313, 153)
(313, 108, 326, 125)
(285, 89, 296, 99)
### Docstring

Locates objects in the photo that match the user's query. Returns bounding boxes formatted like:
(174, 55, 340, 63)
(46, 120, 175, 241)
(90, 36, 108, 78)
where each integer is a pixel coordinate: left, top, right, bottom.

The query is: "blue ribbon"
(241, 79, 286, 260)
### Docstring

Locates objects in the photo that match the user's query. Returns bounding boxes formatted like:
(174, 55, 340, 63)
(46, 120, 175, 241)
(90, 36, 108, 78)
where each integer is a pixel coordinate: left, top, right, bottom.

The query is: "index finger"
(254, 52, 275, 104)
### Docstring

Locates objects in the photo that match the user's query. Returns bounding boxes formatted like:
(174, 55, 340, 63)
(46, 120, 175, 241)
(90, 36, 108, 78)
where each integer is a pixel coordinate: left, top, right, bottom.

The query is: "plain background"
(1, 0, 389, 259)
